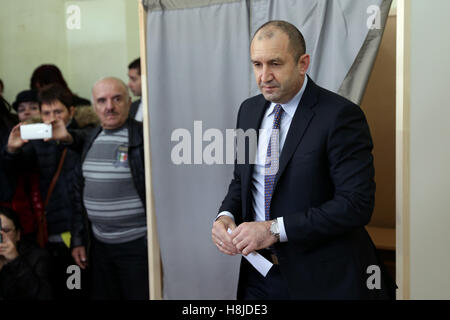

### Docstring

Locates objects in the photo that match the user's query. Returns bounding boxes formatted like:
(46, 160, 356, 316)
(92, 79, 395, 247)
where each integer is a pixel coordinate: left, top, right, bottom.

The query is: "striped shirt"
(82, 126, 146, 244)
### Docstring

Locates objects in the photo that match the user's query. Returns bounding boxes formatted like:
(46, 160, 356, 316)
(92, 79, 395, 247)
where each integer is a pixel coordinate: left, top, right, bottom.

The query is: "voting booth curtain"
(142, 0, 391, 299)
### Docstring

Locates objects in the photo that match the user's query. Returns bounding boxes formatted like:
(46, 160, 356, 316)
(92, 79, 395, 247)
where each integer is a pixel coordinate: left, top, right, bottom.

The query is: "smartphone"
(20, 123, 52, 140)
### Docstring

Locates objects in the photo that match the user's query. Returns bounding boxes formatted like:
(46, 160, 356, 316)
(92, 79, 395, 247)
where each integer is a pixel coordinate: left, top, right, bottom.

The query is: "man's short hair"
(38, 83, 73, 111)
(252, 20, 306, 62)
(128, 58, 141, 75)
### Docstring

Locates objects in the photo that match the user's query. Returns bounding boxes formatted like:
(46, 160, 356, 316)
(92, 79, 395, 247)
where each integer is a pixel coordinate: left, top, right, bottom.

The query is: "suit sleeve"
(218, 103, 244, 223)
(283, 103, 375, 250)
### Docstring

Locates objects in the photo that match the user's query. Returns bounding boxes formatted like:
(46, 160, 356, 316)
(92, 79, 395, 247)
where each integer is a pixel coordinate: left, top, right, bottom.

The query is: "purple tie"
(264, 104, 284, 221)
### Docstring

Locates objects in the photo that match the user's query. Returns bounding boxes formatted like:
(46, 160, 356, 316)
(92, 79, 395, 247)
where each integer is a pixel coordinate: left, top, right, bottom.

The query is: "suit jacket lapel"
(242, 97, 269, 221)
(273, 78, 318, 189)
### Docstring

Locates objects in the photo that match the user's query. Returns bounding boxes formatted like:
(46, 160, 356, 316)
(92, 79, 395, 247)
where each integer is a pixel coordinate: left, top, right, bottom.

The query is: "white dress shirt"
(134, 101, 143, 122)
(218, 77, 308, 242)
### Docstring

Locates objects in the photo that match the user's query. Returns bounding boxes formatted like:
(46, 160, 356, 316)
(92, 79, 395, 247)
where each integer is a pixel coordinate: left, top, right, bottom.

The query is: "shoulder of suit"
(314, 84, 363, 116)
(239, 94, 267, 112)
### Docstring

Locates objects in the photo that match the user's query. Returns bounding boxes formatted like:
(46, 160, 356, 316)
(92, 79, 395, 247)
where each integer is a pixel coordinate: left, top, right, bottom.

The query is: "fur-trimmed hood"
(73, 105, 100, 128)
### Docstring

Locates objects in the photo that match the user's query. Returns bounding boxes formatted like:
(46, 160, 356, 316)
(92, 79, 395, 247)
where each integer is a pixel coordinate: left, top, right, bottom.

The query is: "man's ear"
(298, 54, 310, 75)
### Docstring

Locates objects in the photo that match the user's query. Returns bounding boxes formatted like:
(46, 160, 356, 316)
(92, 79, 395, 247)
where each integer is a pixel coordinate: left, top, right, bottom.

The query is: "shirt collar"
(266, 76, 308, 118)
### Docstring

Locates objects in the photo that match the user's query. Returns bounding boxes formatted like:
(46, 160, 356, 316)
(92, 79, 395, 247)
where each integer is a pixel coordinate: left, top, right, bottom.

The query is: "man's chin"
(102, 120, 122, 130)
(261, 92, 281, 103)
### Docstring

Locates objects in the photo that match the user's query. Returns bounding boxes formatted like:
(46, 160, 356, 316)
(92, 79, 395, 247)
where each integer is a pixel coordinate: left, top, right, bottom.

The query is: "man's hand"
(231, 221, 278, 256)
(211, 215, 239, 256)
(72, 246, 88, 269)
(7, 123, 28, 153)
(0, 231, 20, 263)
(44, 119, 73, 143)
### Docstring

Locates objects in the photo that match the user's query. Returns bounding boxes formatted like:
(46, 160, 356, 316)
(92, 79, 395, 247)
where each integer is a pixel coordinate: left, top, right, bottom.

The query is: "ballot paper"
(227, 228, 273, 277)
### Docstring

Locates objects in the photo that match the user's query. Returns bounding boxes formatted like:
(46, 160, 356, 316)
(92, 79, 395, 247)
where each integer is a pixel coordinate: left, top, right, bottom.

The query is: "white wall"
(0, 0, 140, 104)
(0, 0, 68, 102)
(405, 0, 450, 299)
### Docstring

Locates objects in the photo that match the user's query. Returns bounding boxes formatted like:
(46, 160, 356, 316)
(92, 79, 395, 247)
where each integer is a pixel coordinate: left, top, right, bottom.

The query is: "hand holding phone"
(20, 123, 52, 140)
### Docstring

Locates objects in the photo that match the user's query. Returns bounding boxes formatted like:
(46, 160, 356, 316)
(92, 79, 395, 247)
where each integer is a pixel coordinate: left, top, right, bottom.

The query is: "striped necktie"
(264, 104, 284, 221)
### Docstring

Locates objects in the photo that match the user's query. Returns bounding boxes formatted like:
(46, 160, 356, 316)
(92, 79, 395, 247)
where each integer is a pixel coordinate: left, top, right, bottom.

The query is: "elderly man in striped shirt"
(54, 77, 148, 300)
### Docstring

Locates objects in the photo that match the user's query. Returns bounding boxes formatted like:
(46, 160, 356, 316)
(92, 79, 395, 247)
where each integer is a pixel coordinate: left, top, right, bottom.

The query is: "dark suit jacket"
(219, 77, 396, 299)
(129, 99, 141, 120)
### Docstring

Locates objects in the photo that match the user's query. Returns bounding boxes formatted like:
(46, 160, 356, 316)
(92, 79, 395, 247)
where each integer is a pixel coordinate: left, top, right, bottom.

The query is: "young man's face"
(128, 68, 142, 97)
(41, 100, 75, 125)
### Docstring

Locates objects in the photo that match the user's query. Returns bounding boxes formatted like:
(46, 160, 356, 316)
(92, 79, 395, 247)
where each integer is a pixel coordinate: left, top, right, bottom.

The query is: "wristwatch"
(270, 219, 280, 241)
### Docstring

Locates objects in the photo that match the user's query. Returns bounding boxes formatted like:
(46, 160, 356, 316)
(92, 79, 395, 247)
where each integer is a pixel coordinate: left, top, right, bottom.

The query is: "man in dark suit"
(211, 20, 396, 300)
(127, 58, 142, 121)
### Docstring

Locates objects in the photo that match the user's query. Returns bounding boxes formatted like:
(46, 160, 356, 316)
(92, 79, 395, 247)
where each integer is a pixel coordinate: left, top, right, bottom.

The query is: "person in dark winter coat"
(0, 206, 53, 300)
(2, 84, 94, 299)
(0, 96, 18, 203)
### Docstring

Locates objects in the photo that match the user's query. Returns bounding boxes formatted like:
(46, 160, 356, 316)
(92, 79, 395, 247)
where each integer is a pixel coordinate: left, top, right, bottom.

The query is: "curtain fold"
(146, 0, 250, 299)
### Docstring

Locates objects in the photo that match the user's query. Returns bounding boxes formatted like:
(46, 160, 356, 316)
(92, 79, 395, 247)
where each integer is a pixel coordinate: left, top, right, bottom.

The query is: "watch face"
(271, 221, 279, 234)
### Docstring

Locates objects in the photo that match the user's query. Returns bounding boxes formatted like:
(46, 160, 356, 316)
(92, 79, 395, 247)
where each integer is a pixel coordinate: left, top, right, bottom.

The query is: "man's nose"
(105, 99, 115, 110)
(261, 66, 273, 83)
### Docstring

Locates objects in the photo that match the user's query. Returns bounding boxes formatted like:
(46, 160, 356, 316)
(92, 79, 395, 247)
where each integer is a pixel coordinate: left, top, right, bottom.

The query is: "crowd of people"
(0, 58, 145, 300)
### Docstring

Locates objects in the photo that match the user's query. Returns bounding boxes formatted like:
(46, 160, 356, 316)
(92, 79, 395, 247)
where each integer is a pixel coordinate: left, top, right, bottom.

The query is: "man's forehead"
(93, 80, 126, 97)
(251, 30, 290, 55)
(41, 100, 65, 110)
(128, 69, 140, 76)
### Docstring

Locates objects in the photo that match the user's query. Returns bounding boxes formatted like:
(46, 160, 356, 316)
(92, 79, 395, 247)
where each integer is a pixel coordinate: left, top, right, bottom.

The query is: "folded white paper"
(227, 228, 273, 277)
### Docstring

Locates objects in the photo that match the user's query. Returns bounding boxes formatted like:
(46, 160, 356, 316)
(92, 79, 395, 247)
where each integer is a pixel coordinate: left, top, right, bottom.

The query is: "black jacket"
(70, 118, 146, 249)
(129, 99, 141, 120)
(0, 111, 18, 202)
(2, 140, 80, 236)
(0, 241, 53, 300)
